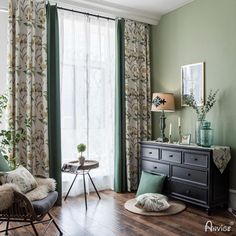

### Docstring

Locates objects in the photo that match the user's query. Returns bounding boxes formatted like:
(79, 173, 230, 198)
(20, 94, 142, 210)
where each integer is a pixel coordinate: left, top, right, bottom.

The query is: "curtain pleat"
(114, 18, 151, 192)
(114, 18, 127, 192)
(46, 4, 62, 205)
(7, 0, 48, 174)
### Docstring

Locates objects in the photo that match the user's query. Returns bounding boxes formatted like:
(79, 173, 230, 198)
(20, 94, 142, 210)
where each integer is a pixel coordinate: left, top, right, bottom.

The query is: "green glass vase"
(200, 121, 213, 147)
(195, 119, 205, 146)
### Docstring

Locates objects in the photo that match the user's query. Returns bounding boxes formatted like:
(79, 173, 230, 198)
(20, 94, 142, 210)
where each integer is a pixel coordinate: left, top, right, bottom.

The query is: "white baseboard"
(229, 189, 236, 210)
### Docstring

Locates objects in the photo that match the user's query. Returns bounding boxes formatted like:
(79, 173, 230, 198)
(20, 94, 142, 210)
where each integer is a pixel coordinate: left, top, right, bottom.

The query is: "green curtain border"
(114, 18, 127, 192)
(47, 3, 62, 205)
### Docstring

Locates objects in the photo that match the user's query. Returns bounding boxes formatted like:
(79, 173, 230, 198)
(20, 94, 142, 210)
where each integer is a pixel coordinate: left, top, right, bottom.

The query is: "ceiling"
(105, 0, 193, 16)
(0, 0, 194, 24)
(56, 0, 194, 25)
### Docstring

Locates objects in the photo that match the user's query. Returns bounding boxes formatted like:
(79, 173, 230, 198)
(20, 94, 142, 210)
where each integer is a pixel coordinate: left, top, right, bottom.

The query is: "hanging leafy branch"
(0, 94, 28, 169)
(183, 89, 219, 120)
(0, 94, 7, 124)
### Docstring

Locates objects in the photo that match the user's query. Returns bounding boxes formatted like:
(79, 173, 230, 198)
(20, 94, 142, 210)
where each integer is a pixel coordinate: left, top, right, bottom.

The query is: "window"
(59, 10, 115, 195)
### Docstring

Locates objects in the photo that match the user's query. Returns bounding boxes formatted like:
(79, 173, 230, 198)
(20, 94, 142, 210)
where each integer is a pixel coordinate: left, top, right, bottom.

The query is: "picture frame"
(181, 62, 205, 106)
(181, 134, 191, 145)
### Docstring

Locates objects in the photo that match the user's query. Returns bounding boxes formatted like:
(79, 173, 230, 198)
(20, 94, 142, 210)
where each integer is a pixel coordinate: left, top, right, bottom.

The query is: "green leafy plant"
(0, 94, 7, 123)
(184, 89, 219, 120)
(77, 143, 86, 157)
(0, 94, 28, 169)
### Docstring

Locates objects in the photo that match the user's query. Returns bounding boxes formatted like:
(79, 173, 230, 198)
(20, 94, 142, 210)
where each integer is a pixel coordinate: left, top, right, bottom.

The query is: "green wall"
(151, 0, 236, 189)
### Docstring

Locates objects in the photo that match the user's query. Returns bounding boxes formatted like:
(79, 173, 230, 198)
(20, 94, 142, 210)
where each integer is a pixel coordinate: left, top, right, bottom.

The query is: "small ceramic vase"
(79, 156, 85, 166)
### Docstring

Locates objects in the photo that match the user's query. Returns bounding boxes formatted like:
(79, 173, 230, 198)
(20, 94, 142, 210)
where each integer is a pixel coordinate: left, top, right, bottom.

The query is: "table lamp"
(152, 93, 175, 142)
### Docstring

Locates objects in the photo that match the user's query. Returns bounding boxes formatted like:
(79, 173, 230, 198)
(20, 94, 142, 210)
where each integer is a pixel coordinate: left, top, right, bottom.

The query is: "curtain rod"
(0, 4, 115, 21)
(57, 6, 115, 21)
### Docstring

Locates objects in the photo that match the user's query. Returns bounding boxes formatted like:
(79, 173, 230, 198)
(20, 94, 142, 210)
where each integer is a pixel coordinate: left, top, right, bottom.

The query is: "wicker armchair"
(0, 190, 63, 235)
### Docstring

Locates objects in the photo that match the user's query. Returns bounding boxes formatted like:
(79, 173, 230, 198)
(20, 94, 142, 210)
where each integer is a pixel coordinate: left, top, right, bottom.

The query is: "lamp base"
(156, 137, 169, 142)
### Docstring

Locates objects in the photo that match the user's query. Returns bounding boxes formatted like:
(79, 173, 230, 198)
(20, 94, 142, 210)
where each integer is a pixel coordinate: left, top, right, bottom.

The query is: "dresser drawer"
(141, 147, 159, 159)
(183, 152, 208, 168)
(170, 181, 208, 204)
(172, 166, 208, 186)
(161, 150, 181, 163)
(142, 160, 169, 176)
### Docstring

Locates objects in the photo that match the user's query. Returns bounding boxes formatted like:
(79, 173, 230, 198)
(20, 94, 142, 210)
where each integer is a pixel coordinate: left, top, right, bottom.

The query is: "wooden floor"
(1, 190, 236, 236)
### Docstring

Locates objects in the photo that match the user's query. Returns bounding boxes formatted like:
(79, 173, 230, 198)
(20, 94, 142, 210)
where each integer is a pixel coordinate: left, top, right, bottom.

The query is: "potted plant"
(77, 143, 86, 166)
(184, 89, 219, 145)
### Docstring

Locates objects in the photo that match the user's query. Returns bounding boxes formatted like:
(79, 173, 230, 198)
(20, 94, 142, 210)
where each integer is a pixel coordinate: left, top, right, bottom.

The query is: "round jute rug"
(124, 198, 186, 216)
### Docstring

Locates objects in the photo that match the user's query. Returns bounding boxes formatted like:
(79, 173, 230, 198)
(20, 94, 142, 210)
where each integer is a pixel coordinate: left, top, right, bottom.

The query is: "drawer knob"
(187, 173, 191, 177)
(194, 158, 198, 161)
(154, 166, 157, 169)
(169, 154, 173, 157)
(149, 152, 152, 154)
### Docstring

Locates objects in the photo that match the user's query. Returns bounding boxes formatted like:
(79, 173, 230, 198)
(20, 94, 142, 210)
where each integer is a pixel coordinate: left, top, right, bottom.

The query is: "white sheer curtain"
(58, 10, 115, 196)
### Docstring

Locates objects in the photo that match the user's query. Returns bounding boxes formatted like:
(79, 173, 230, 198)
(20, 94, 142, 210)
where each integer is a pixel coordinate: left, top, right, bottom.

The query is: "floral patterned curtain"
(7, 0, 48, 175)
(124, 19, 151, 191)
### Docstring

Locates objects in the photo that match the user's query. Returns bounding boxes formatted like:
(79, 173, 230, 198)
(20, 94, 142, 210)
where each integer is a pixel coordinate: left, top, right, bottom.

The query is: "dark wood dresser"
(140, 141, 230, 214)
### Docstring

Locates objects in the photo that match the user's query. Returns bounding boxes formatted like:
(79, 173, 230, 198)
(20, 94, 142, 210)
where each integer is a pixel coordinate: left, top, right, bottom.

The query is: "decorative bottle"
(195, 118, 205, 146)
(200, 121, 213, 147)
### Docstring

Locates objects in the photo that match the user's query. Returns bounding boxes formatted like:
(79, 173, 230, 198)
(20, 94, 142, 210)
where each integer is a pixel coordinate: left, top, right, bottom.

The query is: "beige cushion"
(0, 166, 38, 193)
(135, 193, 170, 212)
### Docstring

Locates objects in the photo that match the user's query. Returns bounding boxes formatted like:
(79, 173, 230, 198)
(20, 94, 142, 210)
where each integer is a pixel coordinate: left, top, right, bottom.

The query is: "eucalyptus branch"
(183, 89, 219, 120)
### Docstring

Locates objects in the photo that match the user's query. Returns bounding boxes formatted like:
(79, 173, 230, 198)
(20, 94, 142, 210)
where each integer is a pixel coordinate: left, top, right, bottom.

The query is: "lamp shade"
(152, 93, 175, 112)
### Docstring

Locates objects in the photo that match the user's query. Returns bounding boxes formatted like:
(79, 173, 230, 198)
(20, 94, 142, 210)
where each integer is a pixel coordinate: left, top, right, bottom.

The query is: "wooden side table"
(61, 160, 101, 210)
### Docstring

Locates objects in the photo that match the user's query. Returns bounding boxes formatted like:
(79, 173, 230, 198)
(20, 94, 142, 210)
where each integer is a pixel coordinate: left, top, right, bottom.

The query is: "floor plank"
(0, 190, 235, 236)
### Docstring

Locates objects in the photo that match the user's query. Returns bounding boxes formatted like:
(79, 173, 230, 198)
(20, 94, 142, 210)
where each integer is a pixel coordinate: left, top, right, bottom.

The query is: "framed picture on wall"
(181, 62, 205, 106)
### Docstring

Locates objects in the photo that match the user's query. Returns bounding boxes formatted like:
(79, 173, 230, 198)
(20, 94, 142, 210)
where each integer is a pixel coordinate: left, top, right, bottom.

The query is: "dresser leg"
(206, 208, 212, 216)
(223, 203, 228, 209)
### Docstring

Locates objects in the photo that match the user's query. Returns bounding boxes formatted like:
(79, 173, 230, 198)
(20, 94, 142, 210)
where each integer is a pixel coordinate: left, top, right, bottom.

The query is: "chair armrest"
(13, 191, 37, 218)
(14, 191, 33, 207)
(0, 190, 45, 221)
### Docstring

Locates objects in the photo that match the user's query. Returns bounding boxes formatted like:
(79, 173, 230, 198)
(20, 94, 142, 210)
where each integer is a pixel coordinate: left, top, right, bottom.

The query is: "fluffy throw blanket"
(25, 177, 56, 201)
(0, 177, 56, 211)
(0, 183, 20, 211)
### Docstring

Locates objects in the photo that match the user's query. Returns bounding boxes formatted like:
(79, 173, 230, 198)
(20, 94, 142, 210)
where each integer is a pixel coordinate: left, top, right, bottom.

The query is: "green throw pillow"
(0, 151, 11, 172)
(136, 171, 166, 197)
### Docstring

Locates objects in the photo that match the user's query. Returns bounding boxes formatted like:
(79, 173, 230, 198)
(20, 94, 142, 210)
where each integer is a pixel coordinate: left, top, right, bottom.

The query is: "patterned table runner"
(212, 146, 231, 173)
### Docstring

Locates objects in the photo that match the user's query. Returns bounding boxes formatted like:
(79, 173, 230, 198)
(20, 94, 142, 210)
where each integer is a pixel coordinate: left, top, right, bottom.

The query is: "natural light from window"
(58, 10, 115, 196)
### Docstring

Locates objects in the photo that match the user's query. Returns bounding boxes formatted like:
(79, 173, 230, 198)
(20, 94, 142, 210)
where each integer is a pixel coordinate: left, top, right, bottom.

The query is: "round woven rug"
(124, 198, 186, 216)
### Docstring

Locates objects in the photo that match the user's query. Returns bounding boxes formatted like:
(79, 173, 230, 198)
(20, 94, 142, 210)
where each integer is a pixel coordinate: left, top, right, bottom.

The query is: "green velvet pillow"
(0, 151, 11, 172)
(136, 171, 166, 197)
